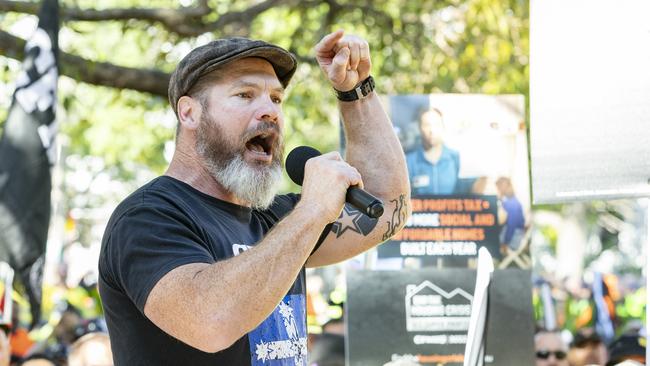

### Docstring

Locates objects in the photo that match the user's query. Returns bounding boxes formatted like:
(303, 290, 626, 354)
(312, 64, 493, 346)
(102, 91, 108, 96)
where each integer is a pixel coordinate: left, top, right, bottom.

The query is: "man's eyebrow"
(230, 80, 285, 94)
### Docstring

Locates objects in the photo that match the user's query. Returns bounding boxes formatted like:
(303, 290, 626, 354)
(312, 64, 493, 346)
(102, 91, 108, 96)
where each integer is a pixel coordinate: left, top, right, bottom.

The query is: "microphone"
(286, 146, 384, 219)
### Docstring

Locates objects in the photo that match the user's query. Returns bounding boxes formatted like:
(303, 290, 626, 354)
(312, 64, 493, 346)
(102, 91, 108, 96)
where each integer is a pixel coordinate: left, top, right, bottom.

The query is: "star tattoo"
(331, 205, 365, 238)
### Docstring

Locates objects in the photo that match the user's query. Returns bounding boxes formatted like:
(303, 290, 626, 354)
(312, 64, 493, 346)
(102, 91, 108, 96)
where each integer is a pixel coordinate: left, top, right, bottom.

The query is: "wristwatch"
(335, 76, 375, 101)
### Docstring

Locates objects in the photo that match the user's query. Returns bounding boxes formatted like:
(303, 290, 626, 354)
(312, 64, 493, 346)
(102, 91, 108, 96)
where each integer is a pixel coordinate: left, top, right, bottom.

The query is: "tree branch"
(0, 0, 286, 37)
(0, 30, 170, 97)
(205, 0, 283, 33)
(338, 3, 394, 30)
(0, 0, 210, 19)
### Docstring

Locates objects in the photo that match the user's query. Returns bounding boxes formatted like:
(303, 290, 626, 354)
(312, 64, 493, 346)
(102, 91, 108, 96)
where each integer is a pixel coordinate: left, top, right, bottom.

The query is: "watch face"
(362, 76, 375, 94)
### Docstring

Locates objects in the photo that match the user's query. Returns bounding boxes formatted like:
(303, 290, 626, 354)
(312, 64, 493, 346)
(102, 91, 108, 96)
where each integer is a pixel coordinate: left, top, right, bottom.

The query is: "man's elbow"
(188, 326, 244, 353)
(170, 312, 249, 353)
(192, 339, 235, 354)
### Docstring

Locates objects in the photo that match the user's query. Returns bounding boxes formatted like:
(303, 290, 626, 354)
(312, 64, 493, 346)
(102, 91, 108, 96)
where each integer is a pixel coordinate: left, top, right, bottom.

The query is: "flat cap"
(168, 37, 297, 114)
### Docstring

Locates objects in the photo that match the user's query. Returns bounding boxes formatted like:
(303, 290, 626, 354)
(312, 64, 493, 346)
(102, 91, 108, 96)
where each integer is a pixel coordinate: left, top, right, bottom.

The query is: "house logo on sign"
(405, 281, 473, 333)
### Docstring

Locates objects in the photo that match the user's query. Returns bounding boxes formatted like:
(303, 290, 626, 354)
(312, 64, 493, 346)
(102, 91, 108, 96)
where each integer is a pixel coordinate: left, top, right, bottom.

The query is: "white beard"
(204, 152, 282, 210)
(194, 107, 283, 210)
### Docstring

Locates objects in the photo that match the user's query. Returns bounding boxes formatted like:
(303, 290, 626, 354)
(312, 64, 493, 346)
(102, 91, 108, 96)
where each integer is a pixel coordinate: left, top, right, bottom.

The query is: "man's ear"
(177, 96, 201, 131)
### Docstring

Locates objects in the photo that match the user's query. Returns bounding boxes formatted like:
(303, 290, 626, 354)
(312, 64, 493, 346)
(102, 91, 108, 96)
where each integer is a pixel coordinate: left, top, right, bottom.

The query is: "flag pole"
(464, 247, 494, 366)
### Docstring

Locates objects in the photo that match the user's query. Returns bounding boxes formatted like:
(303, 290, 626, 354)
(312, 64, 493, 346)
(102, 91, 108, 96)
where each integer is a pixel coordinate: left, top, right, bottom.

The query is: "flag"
(0, 0, 59, 327)
(592, 272, 615, 344)
(540, 281, 556, 331)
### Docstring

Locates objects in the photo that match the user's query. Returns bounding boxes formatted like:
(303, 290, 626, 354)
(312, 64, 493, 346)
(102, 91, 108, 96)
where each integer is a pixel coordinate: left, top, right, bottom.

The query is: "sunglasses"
(536, 350, 567, 360)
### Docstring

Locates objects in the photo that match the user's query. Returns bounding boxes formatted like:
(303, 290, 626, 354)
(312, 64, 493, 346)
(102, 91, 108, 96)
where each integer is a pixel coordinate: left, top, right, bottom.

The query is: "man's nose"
(255, 95, 280, 123)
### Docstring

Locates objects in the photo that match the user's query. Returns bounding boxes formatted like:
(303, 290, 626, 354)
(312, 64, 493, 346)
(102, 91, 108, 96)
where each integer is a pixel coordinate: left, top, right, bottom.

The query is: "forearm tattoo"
(382, 194, 407, 241)
(330, 204, 378, 238)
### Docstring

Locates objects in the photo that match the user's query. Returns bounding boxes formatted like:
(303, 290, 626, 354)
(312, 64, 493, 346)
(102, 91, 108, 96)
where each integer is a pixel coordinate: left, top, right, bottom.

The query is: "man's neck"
(423, 144, 443, 164)
(165, 149, 247, 206)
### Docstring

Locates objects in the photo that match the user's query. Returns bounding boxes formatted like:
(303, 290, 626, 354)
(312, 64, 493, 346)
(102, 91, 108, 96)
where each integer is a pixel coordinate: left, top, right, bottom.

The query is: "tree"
(0, 0, 530, 277)
(1, 0, 529, 176)
(4, 2, 647, 335)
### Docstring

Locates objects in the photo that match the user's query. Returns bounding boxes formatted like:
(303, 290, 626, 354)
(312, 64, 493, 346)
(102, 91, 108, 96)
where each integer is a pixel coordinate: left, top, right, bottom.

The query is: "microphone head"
(286, 146, 321, 186)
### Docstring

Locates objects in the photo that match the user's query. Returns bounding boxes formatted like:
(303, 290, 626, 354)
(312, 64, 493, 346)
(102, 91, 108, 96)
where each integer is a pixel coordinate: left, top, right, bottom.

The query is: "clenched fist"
(315, 30, 372, 92)
(297, 151, 363, 223)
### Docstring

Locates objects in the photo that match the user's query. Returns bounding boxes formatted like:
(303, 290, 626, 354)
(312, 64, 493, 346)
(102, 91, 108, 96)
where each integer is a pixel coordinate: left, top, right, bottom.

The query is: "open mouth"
(245, 131, 276, 157)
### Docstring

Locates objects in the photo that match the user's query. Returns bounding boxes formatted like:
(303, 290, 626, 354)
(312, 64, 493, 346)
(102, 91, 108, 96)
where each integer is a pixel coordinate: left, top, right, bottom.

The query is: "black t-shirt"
(98, 176, 308, 365)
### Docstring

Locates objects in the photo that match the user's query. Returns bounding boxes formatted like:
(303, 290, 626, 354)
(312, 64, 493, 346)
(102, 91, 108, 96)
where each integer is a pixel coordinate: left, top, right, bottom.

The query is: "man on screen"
(406, 108, 460, 196)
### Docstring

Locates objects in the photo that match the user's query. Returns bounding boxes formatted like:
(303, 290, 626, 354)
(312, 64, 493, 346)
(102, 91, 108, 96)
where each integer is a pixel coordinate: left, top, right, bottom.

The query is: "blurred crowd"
(533, 271, 646, 366)
(0, 279, 112, 366)
(0, 268, 645, 365)
(305, 268, 648, 366)
(534, 328, 645, 366)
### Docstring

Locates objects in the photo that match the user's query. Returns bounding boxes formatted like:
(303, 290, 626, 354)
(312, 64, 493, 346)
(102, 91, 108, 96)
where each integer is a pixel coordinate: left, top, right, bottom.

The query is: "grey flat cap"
(168, 37, 297, 114)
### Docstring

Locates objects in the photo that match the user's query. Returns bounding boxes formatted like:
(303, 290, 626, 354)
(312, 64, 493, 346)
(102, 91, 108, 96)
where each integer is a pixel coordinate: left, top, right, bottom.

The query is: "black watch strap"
(335, 76, 375, 101)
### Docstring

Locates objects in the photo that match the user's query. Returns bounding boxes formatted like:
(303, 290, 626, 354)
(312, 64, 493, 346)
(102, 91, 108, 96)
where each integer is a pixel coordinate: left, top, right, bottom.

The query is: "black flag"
(0, 0, 59, 327)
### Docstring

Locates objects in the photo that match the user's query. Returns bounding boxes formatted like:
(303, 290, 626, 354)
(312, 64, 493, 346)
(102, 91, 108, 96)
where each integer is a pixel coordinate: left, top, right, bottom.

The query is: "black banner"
(346, 269, 535, 365)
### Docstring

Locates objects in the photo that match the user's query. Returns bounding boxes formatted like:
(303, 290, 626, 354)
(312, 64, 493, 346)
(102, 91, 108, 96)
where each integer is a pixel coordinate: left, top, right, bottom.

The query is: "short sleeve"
(101, 204, 214, 312)
(259, 193, 331, 254)
(273, 193, 335, 254)
(266, 193, 300, 220)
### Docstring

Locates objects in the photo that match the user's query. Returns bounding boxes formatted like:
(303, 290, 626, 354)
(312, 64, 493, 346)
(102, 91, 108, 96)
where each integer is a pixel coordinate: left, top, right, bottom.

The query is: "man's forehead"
(220, 57, 282, 86)
(537, 332, 565, 347)
(421, 114, 444, 128)
(422, 110, 442, 121)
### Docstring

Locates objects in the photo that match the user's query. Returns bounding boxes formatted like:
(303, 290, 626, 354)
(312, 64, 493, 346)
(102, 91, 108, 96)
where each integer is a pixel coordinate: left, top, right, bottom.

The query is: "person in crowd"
(7, 301, 34, 364)
(15, 355, 62, 366)
(309, 318, 345, 366)
(406, 108, 460, 196)
(51, 306, 84, 348)
(536, 330, 570, 366)
(496, 176, 526, 252)
(568, 328, 607, 366)
(27, 304, 84, 364)
(98, 29, 410, 365)
(0, 330, 9, 366)
(67, 332, 113, 366)
(606, 332, 645, 366)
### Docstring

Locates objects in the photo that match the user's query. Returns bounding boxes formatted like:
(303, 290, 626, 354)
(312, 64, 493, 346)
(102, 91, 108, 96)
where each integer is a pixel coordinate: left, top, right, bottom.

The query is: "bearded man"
(98, 30, 410, 365)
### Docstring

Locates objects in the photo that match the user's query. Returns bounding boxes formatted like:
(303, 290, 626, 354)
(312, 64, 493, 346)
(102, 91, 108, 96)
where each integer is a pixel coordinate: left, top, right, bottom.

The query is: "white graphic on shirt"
(232, 244, 252, 256)
(254, 300, 307, 364)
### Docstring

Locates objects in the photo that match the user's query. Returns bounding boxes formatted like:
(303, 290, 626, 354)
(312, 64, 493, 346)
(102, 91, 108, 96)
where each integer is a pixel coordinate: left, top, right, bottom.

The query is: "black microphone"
(286, 146, 384, 219)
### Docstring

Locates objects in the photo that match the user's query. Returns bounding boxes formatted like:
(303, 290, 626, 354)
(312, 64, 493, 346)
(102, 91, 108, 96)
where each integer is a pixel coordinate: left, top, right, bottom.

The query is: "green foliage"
(1, 0, 530, 184)
(539, 224, 558, 254)
(0, 1, 534, 255)
(60, 82, 173, 175)
(4, 1, 647, 329)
